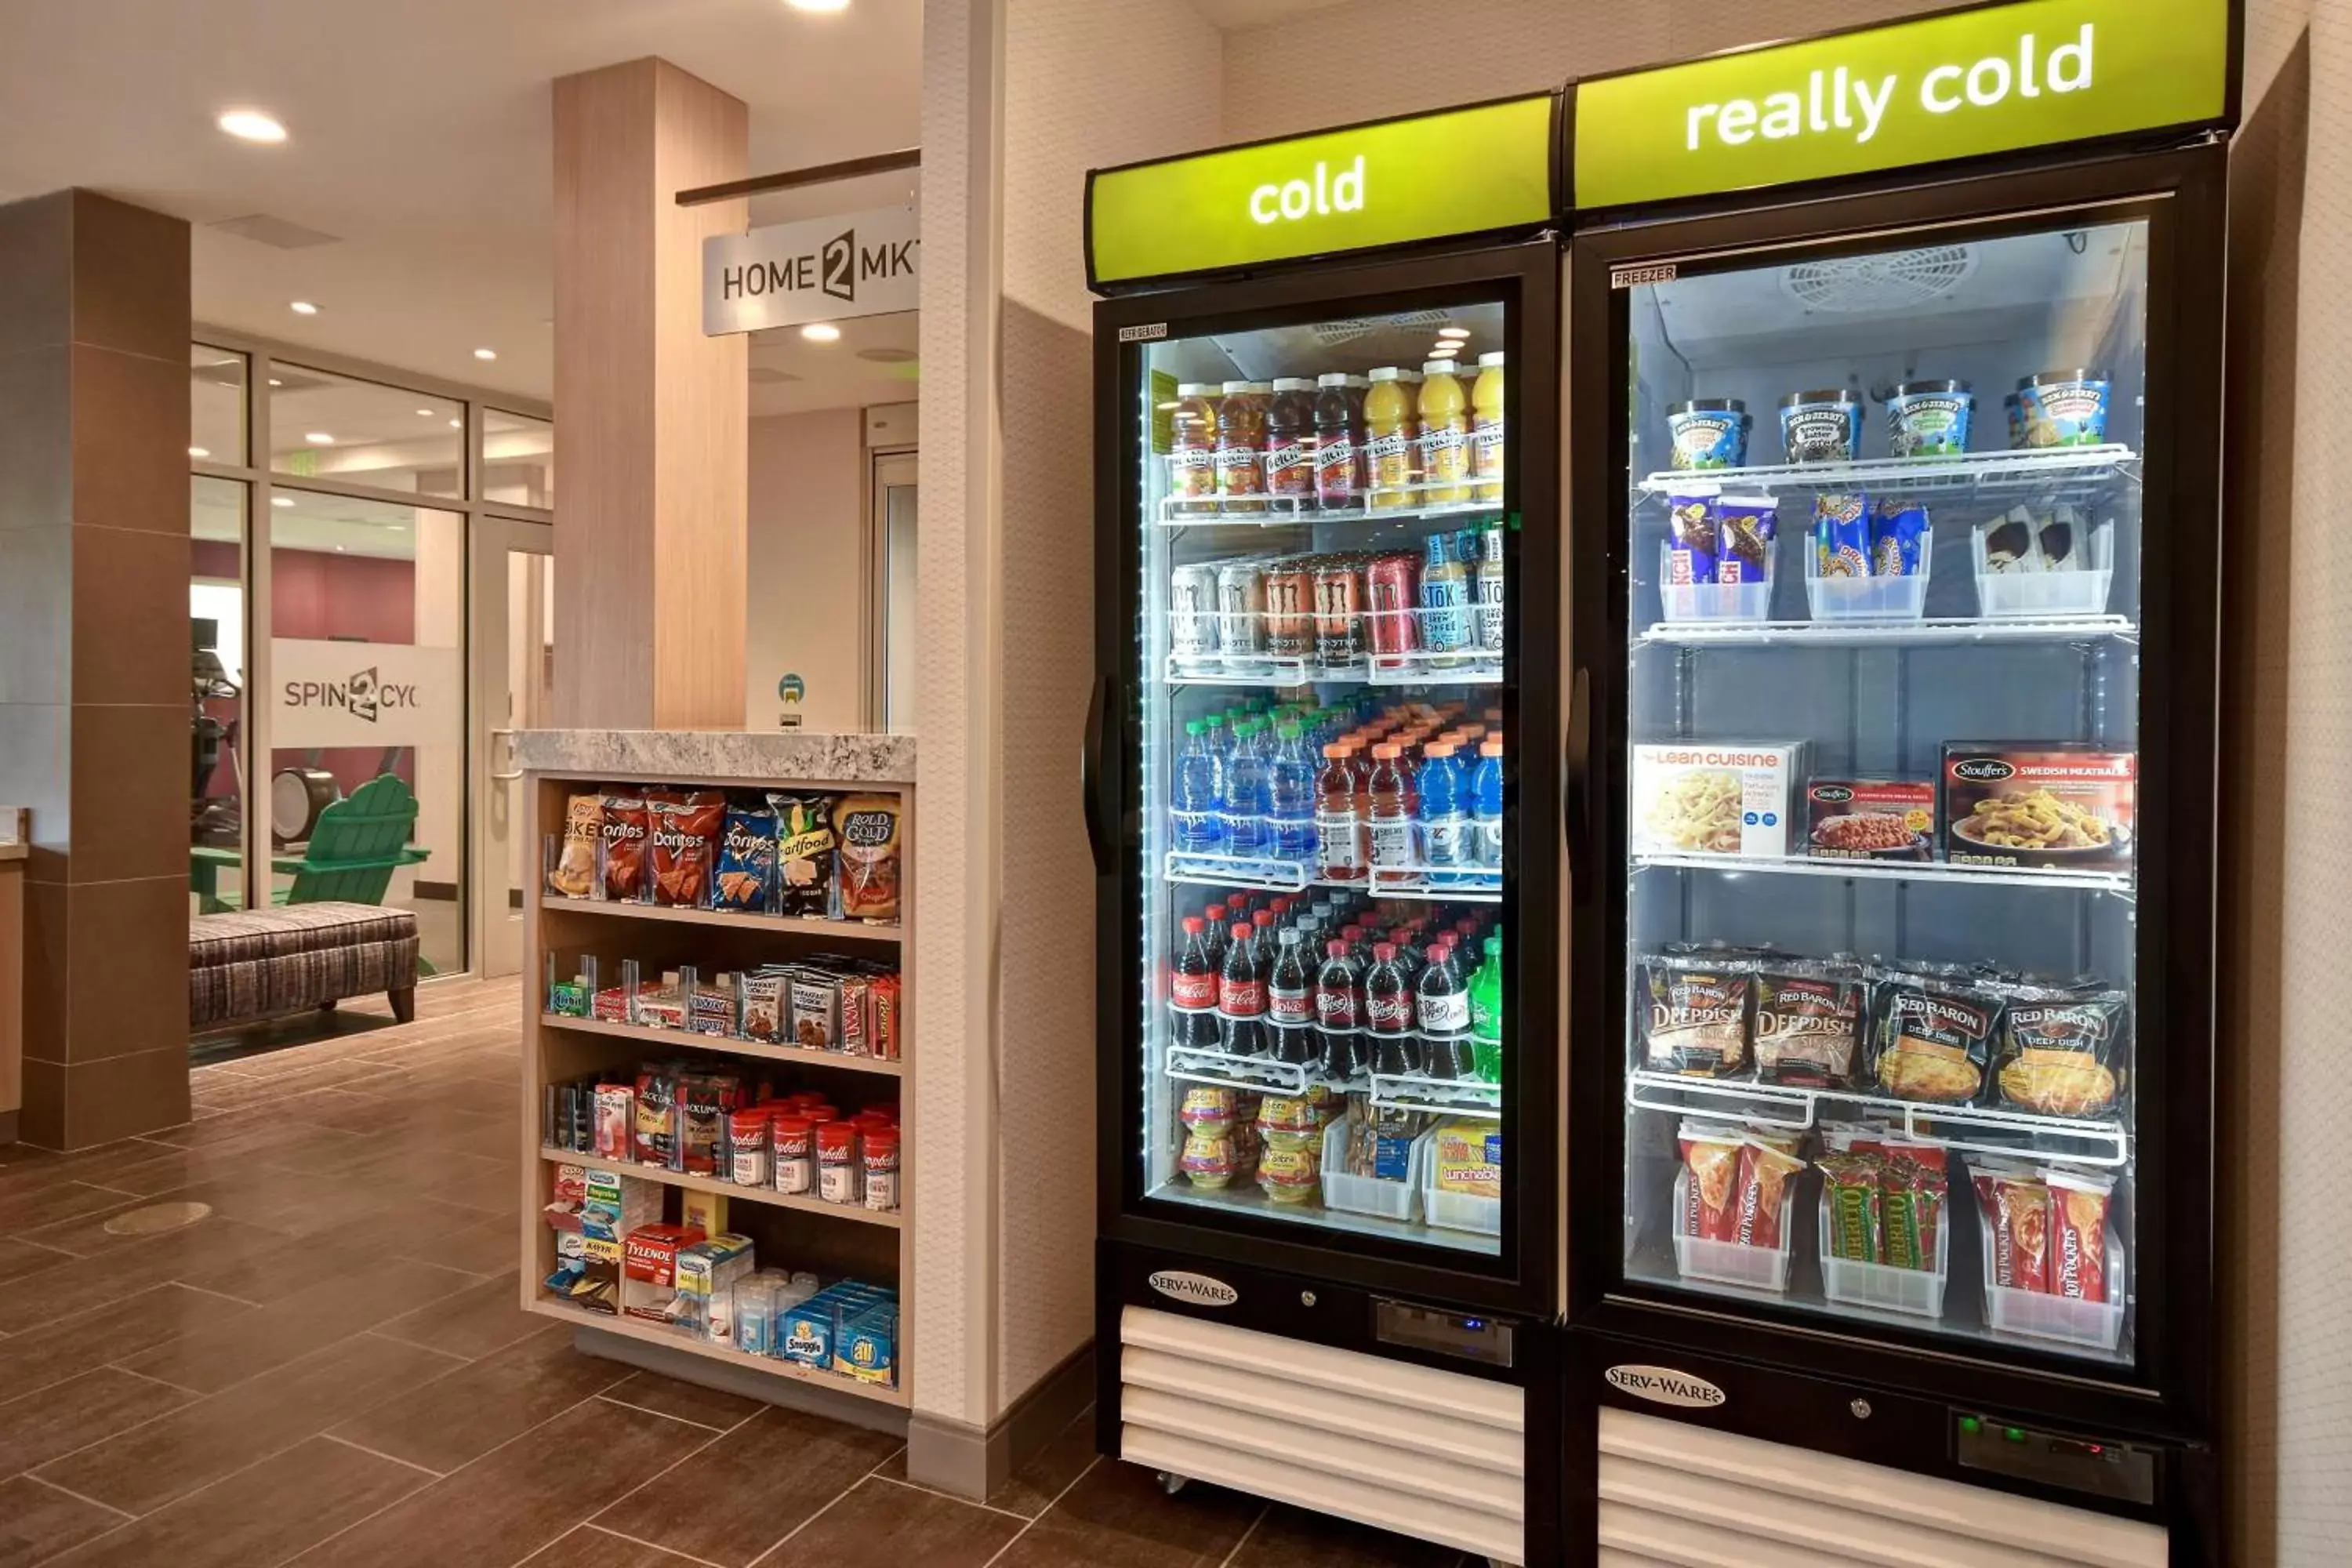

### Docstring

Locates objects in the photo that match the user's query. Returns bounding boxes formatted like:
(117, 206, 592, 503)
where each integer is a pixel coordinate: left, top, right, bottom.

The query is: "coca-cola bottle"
(1203, 902, 1230, 970)
(1170, 917, 1219, 1053)
(1365, 942, 1419, 1076)
(1218, 922, 1265, 1058)
(1266, 929, 1316, 1066)
(1417, 941, 1473, 1081)
(1250, 909, 1277, 969)
(1316, 939, 1364, 1081)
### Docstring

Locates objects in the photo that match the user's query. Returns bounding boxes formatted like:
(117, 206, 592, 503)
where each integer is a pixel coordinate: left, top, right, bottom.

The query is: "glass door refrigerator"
(1559, 3, 2238, 1561)
(1084, 95, 1565, 1568)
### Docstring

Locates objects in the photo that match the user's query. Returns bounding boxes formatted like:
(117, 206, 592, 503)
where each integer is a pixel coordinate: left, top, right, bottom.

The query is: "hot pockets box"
(1632, 743, 1807, 859)
(1941, 746, 2136, 871)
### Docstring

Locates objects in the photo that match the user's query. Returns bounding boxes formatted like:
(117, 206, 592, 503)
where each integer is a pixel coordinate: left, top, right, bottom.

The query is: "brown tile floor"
(0, 978, 1488, 1568)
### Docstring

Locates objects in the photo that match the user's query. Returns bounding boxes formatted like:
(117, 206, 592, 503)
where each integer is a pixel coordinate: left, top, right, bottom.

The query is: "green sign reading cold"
(1573, 0, 2231, 209)
(1088, 95, 1557, 286)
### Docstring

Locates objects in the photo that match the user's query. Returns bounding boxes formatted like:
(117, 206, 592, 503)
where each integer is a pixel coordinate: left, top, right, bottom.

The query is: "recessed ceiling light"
(334, 544, 346, 553)
(1437, 327, 1472, 340)
(448, 419, 462, 429)
(304, 431, 335, 445)
(217, 110, 287, 143)
(800, 323, 842, 343)
(473, 347, 497, 361)
(289, 300, 319, 316)
(416, 408, 434, 417)
(270, 496, 295, 508)
(188, 446, 209, 459)
(785, 0, 852, 12)
(267, 378, 283, 387)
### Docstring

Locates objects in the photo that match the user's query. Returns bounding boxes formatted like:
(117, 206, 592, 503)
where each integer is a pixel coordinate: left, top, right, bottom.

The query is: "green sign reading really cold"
(1089, 95, 1556, 286)
(1574, 0, 2231, 210)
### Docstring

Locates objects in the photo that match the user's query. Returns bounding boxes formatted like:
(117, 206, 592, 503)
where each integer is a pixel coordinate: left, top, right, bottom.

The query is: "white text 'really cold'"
(1686, 24, 2099, 151)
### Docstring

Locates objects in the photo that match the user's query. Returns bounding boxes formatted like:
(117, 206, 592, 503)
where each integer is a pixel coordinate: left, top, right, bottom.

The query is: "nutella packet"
(1994, 984, 2129, 1119)
(1752, 957, 1864, 1088)
(549, 793, 603, 898)
(648, 791, 727, 908)
(601, 793, 652, 902)
(1640, 948, 1755, 1079)
(771, 793, 837, 918)
(1869, 964, 2001, 1105)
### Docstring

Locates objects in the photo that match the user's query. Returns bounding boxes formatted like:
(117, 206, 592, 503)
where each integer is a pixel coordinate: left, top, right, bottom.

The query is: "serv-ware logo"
(1603, 1364, 1728, 1408)
(1147, 1269, 1239, 1308)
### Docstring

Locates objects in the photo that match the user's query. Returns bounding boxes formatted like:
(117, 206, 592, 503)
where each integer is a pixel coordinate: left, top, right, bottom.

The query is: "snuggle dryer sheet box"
(1632, 742, 1808, 858)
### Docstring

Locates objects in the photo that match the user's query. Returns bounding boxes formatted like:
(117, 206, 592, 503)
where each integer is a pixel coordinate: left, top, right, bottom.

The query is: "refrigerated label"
(1603, 1364, 1728, 1408)
(1088, 96, 1555, 285)
(1116, 322, 1168, 343)
(1148, 1269, 1239, 1307)
(1573, 0, 2231, 209)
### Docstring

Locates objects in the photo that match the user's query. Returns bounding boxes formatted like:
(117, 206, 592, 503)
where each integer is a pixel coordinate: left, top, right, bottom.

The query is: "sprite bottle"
(1468, 933, 1504, 1083)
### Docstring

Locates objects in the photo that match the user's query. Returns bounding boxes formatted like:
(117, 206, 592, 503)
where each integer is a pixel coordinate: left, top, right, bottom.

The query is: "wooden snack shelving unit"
(515, 753, 913, 1411)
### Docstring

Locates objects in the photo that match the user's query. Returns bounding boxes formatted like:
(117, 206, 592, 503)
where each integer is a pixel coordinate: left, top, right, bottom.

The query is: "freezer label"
(1147, 1269, 1240, 1308)
(1604, 1364, 1729, 1408)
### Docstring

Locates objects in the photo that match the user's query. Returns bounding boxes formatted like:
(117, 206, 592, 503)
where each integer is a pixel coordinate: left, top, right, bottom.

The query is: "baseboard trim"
(573, 1326, 909, 1440)
(906, 1340, 1096, 1501)
(0, 1109, 17, 1145)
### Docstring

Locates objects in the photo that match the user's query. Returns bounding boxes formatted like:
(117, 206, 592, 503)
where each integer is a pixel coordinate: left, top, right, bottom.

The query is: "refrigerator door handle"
(1083, 671, 1112, 874)
(1564, 663, 1591, 856)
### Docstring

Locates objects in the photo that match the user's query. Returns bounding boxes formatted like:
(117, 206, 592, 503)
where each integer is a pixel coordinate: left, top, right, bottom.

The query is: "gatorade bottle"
(1471, 351, 1506, 505)
(1171, 720, 1225, 855)
(1417, 742, 1468, 887)
(1266, 722, 1318, 861)
(1171, 384, 1218, 516)
(1365, 743, 1414, 877)
(1469, 934, 1504, 1083)
(1316, 743, 1367, 884)
(1417, 360, 1471, 506)
(1265, 379, 1316, 513)
(1471, 737, 1505, 869)
(1225, 720, 1269, 860)
(1363, 368, 1415, 512)
(1312, 372, 1361, 513)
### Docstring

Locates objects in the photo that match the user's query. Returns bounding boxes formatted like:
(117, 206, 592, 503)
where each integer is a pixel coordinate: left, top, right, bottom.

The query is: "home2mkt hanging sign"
(1572, 0, 2232, 210)
(703, 203, 920, 336)
(1087, 94, 1557, 288)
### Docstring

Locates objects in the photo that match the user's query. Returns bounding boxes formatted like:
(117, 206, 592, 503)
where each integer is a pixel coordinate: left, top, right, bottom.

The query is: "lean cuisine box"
(1632, 743, 1807, 859)
(1941, 746, 2136, 871)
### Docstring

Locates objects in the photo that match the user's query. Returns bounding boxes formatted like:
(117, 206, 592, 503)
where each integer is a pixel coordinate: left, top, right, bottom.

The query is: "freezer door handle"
(1083, 671, 1112, 874)
(1564, 664, 1591, 856)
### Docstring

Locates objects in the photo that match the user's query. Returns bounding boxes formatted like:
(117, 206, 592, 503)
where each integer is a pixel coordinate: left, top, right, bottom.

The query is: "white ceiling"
(0, 0, 923, 406)
(1185, 0, 1353, 30)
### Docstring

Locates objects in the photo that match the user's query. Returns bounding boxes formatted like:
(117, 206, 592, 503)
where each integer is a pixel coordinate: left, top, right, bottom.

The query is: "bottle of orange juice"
(1417, 360, 1470, 506)
(1470, 351, 1506, 504)
(1363, 368, 1414, 512)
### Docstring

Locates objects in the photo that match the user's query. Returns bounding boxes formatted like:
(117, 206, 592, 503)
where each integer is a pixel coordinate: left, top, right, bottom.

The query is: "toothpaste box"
(1632, 742, 1807, 859)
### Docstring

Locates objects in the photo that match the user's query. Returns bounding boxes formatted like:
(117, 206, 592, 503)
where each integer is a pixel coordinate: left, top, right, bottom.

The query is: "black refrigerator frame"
(1561, 140, 2227, 1549)
(1086, 238, 1566, 1374)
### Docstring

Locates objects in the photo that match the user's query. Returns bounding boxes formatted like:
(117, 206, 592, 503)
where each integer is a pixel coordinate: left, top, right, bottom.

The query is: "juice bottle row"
(1167, 883, 1504, 1084)
(1171, 697, 1504, 883)
(1169, 356, 1505, 517)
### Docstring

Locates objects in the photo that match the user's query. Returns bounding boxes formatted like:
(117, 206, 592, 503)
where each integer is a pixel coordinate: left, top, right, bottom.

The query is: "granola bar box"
(1940, 745, 2136, 872)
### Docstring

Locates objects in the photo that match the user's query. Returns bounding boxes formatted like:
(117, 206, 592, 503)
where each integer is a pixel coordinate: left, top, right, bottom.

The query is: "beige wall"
(745, 408, 868, 733)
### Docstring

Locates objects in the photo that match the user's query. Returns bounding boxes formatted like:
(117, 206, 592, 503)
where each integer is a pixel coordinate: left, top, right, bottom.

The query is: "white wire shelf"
(1624, 1069, 2129, 1167)
(1630, 851, 2135, 898)
(1165, 1048, 1501, 1117)
(1634, 444, 2140, 502)
(1370, 1070, 1502, 1120)
(1163, 850, 1501, 904)
(1156, 488, 1504, 529)
(1637, 615, 2138, 648)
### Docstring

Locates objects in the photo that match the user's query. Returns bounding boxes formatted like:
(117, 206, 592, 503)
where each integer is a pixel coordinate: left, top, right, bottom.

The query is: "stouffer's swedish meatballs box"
(1940, 746, 2136, 871)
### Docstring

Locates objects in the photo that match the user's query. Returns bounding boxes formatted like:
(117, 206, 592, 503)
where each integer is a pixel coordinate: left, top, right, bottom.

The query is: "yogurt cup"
(1886, 379, 1973, 458)
(1778, 390, 1863, 464)
(2013, 369, 2112, 448)
(1665, 398, 1748, 470)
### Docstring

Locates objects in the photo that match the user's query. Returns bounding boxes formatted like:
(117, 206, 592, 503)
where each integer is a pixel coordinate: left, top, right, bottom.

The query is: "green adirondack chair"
(281, 773, 428, 906)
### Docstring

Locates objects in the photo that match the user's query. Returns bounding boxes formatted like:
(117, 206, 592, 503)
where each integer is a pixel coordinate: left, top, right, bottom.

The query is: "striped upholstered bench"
(189, 902, 420, 1033)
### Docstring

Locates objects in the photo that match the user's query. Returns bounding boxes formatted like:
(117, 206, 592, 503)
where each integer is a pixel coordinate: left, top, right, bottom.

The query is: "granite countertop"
(514, 730, 915, 785)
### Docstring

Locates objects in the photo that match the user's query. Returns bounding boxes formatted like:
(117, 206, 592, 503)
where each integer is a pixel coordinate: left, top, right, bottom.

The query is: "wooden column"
(0, 191, 193, 1149)
(553, 58, 750, 729)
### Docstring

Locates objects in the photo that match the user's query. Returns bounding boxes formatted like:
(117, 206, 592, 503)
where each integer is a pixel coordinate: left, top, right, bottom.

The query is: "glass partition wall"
(189, 335, 554, 978)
